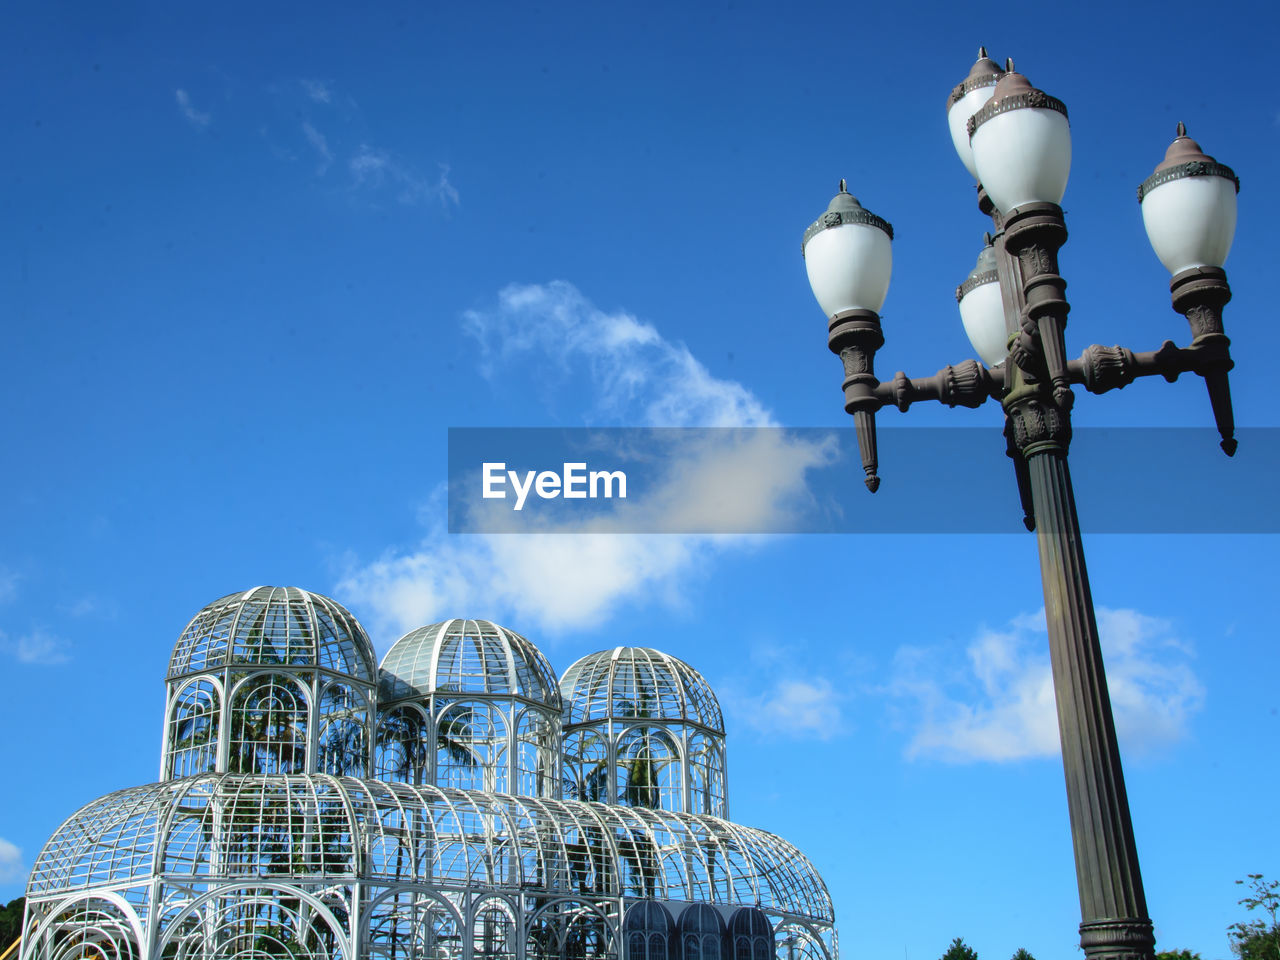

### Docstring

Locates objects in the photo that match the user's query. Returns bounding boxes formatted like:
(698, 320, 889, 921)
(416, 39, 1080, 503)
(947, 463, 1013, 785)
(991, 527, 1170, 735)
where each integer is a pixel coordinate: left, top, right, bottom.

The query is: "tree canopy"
(940, 937, 979, 960)
(0, 897, 24, 954)
(1230, 874, 1280, 960)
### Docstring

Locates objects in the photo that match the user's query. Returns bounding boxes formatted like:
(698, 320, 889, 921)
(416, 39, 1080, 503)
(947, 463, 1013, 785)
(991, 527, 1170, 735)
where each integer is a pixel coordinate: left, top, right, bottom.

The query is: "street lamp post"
(801, 51, 1241, 960)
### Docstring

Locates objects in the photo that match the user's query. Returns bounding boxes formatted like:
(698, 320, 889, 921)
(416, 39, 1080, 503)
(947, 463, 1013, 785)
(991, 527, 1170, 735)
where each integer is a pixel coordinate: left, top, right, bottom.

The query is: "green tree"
(375, 706, 430, 782)
(623, 739, 658, 808)
(1011, 949, 1037, 960)
(940, 938, 979, 960)
(0, 897, 24, 953)
(1155, 951, 1202, 960)
(1230, 874, 1280, 960)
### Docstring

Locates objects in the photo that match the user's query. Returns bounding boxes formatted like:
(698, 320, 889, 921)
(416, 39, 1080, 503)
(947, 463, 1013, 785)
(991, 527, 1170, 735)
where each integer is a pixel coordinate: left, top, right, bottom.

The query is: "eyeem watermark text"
(482, 462, 628, 511)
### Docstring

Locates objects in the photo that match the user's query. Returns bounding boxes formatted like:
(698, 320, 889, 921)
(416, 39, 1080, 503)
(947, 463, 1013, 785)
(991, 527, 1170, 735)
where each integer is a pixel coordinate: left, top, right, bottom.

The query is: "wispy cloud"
(301, 121, 333, 175)
(464, 281, 773, 427)
(340, 506, 723, 642)
(300, 78, 332, 104)
(1, 627, 71, 665)
(257, 80, 456, 210)
(718, 639, 853, 741)
(59, 594, 117, 619)
(0, 568, 16, 605)
(349, 145, 459, 208)
(723, 677, 846, 741)
(338, 282, 829, 643)
(174, 89, 211, 129)
(0, 838, 24, 884)
(888, 607, 1204, 762)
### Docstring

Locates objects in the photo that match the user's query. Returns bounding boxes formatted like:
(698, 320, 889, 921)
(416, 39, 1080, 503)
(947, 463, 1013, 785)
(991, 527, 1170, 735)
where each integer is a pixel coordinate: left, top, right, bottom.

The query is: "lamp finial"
(1176, 121, 1186, 138)
(839, 178, 847, 193)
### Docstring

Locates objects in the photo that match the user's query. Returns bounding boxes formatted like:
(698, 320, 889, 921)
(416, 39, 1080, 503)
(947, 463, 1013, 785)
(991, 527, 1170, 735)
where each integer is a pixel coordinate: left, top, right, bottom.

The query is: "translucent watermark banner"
(447, 427, 1280, 534)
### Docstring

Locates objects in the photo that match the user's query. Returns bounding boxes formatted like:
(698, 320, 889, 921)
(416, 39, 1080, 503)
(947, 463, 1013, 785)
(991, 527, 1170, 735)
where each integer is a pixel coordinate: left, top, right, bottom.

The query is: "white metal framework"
(24, 588, 837, 960)
(560, 649, 728, 818)
(376, 620, 562, 797)
(162, 587, 378, 780)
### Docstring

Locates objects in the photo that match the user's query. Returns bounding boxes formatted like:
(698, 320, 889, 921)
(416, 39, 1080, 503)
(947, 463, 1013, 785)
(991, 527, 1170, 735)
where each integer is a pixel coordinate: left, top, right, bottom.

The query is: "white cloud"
(0, 837, 23, 884)
(338, 282, 832, 643)
(59, 594, 116, 619)
(340, 513, 721, 644)
(300, 78, 332, 103)
(349, 145, 387, 179)
(301, 121, 332, 175)
(349, 145, 459, 208)
(723, 677, 846, 741)
(257, 82, 452, 210)
(433, 165, 460, 208)
(174, 89, 210, 129)
(890, 607, 1203, 762)
(343, 433, 830, 641)
(0, 627, 71, 665)
(718, 640, 855, 741)
(463, 281, 773, 427)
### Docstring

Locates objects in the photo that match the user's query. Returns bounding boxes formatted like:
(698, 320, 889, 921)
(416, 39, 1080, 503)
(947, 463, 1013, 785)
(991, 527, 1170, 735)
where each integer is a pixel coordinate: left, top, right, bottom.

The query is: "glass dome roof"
(560, 647, 723, 731)
(167, 586, 376, 682)
(379, 619, 560, 707)
(29, 774, 834, 923)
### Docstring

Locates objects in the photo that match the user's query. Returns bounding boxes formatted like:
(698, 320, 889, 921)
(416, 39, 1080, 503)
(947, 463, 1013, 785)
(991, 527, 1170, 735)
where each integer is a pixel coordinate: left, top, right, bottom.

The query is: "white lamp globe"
(802, 181, 894, 317)
(968, 63, 1071, 213)
(946, 47, 1004, 181)
(956, 242, 1008, 367)
(1139, 122, 1239, 275)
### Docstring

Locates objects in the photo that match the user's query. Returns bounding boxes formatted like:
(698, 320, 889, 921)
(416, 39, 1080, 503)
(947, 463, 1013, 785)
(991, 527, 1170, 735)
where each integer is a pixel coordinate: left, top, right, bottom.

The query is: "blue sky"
(3, 2, 1278, 959)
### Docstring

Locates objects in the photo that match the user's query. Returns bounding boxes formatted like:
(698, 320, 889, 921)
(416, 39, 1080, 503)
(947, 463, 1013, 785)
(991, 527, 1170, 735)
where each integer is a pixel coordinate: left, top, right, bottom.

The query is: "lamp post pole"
(1000, 199, 1154, 960)
(802, 52, 1241, 960)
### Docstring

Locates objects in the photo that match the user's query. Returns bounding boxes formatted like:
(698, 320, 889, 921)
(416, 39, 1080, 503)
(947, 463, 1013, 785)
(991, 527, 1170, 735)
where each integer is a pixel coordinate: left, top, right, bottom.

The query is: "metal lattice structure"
(23, 588, 838, 960)
(376, 621, 563, 797)
(163, 587, 378, 780)
(560, 648, 728, 818)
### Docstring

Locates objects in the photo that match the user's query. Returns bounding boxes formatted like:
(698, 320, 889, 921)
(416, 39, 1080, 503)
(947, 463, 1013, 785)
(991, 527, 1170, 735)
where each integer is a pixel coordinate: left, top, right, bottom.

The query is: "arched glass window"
(166, 679, 220, 778)
(159, 885, 344, 959)
(530, 901, 615, 960)
(617, 822, 662, 900)
(689, 733, 726, 817)
(317, 681, 369, 776)
(228, 673, 309, 774)
(473, 899, 518, 960)
(729, 908, 773, 960)
(562, 822, 612, 896)
(774, 925, 828, 960)
(623, 900, 674, 960)
(679, 904, 725, 960)
(436, 701, 508, 793)
(375, 704, 431, 784)
(515, 710, 556, 798)
(30, 900, 142, 960)
(616, 728, 682, 811)
(563, 730, 609, 803)
(366, 890, 462, 960)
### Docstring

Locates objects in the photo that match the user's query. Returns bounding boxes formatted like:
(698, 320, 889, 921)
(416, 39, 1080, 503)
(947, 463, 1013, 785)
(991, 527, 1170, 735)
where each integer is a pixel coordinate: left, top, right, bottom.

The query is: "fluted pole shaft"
(1023, 434, 1154, 960)
(1001, 199, 1155, 960)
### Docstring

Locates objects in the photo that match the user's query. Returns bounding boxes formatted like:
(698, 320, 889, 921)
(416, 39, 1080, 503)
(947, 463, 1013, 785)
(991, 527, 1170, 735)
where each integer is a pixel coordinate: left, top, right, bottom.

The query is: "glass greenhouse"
(20, 587, 839, 960)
